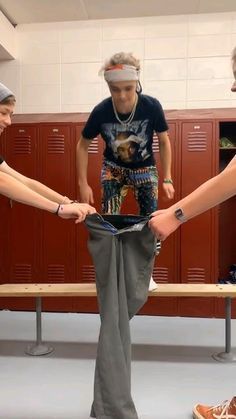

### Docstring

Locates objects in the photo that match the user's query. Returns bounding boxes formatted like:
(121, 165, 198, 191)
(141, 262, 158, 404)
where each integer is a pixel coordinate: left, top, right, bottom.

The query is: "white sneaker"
(148, 275, 158, 291)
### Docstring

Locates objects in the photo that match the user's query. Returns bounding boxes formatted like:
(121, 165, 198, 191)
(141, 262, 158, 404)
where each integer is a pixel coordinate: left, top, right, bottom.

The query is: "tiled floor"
(0, 310, 235, 419)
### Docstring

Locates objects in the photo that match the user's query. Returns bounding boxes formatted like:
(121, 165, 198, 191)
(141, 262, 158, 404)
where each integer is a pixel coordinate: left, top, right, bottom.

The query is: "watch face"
(175, 208, 185, 221)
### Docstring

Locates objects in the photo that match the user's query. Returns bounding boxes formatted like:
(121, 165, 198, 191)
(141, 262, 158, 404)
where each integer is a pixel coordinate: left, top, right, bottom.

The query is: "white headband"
(104, 64, 139, 83)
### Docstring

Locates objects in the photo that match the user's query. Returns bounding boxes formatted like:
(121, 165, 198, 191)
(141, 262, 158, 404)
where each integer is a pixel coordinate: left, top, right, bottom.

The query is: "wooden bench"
(0, 283, 236, 362)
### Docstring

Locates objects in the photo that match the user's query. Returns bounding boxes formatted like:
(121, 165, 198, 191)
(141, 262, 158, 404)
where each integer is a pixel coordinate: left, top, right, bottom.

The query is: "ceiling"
(0, 0, 236, 26)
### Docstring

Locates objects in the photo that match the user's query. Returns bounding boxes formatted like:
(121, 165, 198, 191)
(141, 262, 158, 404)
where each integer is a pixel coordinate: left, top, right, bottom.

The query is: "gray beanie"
(0, 82, 14, 103)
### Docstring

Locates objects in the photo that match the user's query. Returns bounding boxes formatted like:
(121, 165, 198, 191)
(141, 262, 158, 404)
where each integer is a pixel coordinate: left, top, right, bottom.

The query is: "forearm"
(159, 136, 172, 179)
(24, 178, 70, 204)
(170, 165, 236, 220)
(0, 172, 58, 213)
(76, 139, 89, 185)
(0, 161, 71, 204)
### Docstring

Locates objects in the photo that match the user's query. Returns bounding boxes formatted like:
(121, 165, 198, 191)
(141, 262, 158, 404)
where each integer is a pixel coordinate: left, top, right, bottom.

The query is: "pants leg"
(131, 166, 158, 216)
(101, 161, 127, 214)
(85, 214, 156, 419)
(133, 169, 161, 272)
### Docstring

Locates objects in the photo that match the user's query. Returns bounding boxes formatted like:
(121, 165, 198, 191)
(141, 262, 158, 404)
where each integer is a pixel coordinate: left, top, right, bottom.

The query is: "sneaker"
(149, 275, 158, 291)
(193, 397, 236, 419)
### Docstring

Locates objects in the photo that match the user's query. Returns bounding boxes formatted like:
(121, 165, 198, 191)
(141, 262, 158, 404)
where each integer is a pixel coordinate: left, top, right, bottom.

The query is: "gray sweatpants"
(85, 214, 157, 419)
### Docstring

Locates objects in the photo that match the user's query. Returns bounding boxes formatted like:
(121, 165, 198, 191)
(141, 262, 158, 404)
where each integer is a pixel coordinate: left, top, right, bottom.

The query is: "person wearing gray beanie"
(0, 81, 96, 220)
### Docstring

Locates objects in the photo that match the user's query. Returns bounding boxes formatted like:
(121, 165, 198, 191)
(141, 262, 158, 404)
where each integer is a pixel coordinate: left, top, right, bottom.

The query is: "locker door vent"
(14, 264, 32, 282)
(82, 265, 96, 282)
(88, 138, 99, 154)
(48, 136, 65, 154)
(186, 268, 206, 283)
(187, 132, 207, 151)
(152, 134, 159, 153)
(47, 265, 65, 282)
(14, 137, 31, 154)
(152, 266, 169, 283)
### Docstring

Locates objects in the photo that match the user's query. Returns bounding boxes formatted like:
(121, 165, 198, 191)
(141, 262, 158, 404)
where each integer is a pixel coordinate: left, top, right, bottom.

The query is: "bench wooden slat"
(0, 283, 236, 298)
(0, 283, 97, 297)
(150, 284, 236, 297)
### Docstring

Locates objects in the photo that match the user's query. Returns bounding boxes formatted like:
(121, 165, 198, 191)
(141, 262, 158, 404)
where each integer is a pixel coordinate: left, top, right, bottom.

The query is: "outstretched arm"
(172, 156, 236, 218)
(0, 161, 72, 204)
(0, 169, 96, 222)
(149, 156, 236, 240)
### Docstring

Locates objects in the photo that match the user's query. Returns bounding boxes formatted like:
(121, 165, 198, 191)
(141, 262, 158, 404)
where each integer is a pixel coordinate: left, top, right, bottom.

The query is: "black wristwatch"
(174, 208, 187, 223)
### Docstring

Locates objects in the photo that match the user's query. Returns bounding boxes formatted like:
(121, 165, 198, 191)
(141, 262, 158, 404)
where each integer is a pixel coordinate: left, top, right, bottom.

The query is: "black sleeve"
(82, 105, 102, 140)
(153, 99, 169, 133)
(0, 156, 4, 164)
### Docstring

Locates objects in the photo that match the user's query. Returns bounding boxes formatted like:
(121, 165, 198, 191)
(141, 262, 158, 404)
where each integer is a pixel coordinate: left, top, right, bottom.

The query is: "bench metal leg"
(213, 297, 236, 362)
(25, 297, 54, 356)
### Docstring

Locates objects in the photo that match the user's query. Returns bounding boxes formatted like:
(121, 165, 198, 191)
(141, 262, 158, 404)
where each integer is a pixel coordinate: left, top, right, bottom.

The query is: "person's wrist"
(62, 196, 79, 204)
(173, 207, 187, 223)
(79, 179, 88, 187)
(61, 196, 71, 204)
(163, 178, 173, 185)
(55, 203, 64, 215)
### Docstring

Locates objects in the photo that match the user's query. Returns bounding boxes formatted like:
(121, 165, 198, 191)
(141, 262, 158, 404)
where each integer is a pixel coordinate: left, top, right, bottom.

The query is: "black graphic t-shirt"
(82, 94, 168, 169)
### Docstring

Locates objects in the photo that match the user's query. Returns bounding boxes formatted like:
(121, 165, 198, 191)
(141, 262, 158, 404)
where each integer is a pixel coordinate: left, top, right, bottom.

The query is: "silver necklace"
(112, 95, 138, 127)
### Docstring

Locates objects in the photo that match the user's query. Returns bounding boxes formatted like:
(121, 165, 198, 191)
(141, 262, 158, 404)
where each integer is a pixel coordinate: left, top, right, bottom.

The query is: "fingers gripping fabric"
(85, 214, 157, 419)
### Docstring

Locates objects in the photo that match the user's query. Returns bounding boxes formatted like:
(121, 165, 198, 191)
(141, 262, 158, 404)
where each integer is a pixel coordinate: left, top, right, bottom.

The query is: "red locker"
(5, 125, 39, 283)
(0, 124, 39, 310)
(38, 124, 76, 312)
(141, 122, 180, 315)
(178, 121, 218, 317)
(0, 129, 8, 281)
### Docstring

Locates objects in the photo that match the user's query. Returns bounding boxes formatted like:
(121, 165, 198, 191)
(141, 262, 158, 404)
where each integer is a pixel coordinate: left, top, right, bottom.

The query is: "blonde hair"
(100, 52, 140, 74)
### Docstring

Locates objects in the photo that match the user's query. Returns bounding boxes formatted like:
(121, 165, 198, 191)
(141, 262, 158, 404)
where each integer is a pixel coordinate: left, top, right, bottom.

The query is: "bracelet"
(55, 204, 61, 215)
(163, 179, 173, 185)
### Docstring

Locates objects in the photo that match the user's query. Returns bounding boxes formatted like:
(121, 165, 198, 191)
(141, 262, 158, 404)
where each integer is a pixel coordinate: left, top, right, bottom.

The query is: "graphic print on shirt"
(101, 119, 151, 164)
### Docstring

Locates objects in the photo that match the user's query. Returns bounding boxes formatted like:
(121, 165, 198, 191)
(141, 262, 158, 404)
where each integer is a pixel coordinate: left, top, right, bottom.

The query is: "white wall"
(0, 12, 236, 114)
(0, 11, 17, 60)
